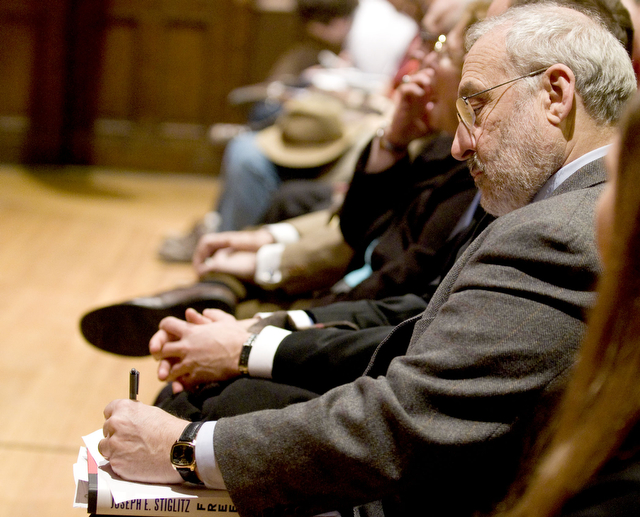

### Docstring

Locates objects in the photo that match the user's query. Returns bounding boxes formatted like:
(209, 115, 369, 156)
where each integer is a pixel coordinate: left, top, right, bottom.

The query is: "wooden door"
(0, 0, 300, 172)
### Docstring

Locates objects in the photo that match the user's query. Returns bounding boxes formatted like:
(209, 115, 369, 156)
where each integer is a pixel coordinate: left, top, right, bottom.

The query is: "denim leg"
(216, 132, 282, 231)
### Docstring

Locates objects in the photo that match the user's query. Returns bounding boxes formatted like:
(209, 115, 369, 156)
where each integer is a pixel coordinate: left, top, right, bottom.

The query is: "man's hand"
(199, 248, 257, 282)
(193, 228, 274, 277)
(191, 308, 259, 330)
(98, 400, 187, 484)
(386, 68, 436, 147)
(149, 309, 251, 392)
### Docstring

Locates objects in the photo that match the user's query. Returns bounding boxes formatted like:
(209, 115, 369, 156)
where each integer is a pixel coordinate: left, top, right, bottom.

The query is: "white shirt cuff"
(195, 421, 226, 489)
(247, 325, 291, 378)
(287, 310, 315, 329)
(254, 243, 286, 286)
(253, 310, 315, 330)
(265, 223, 299, 244)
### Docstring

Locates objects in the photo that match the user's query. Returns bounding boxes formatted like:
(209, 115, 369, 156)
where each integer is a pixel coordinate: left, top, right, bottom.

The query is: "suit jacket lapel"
(551, 157, 607, 198)
(365, 158, 607, 375)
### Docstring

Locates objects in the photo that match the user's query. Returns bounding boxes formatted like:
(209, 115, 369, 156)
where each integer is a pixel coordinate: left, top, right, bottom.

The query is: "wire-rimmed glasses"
(456, 67, 548, 130)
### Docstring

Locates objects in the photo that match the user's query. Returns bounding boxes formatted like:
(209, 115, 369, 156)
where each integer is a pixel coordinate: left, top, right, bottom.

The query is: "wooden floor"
(0, 164, 218, 516)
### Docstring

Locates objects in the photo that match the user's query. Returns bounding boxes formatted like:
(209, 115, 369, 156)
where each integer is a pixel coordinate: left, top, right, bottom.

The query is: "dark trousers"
(155, 377, 319, 422)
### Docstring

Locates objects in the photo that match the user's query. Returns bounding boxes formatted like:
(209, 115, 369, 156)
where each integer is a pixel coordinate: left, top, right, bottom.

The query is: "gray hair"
(466, 2, 636, 125)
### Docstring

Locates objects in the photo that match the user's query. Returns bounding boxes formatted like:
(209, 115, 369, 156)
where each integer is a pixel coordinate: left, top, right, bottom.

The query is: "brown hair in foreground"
(494, 90, 640, 516)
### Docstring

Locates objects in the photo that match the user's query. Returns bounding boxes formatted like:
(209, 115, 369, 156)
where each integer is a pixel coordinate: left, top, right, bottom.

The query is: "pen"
(129, 368, 139, 401)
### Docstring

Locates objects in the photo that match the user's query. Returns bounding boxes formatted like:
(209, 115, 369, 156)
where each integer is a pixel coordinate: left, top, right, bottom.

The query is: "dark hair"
(493, 91, 640, 517)
(513, 0, 634, 57)
(296, 0, 359, 24)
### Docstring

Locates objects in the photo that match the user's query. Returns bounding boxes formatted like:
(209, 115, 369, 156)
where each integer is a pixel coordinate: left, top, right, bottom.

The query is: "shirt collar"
(532, 145, 611, 203)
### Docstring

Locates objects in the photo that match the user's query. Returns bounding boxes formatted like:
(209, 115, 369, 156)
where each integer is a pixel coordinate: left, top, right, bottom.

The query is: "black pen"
(129, 368, 139, 401)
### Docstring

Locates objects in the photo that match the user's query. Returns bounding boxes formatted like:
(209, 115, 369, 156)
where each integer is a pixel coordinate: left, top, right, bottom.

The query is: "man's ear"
(543, 64, 576, 126)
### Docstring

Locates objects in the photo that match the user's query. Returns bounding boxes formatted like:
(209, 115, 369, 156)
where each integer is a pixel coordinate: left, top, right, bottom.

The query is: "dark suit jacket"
(319, 135, 476, 304)
(214, 160, 605, 517)
(271, 206, 492, 395)
(259, 135, 477, 302)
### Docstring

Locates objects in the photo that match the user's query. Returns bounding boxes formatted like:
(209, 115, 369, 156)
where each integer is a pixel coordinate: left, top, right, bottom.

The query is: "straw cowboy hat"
(256, 93, 361, 168)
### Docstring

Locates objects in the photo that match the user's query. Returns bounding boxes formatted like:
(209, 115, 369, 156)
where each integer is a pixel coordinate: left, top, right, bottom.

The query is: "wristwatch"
(375, 126, 407, 154)
(238, 333, 258, 376)
(170, 421, 204, 484)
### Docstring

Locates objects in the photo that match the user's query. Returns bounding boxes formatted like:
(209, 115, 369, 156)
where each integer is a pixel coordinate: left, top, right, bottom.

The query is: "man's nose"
(451, 121, 476, 161)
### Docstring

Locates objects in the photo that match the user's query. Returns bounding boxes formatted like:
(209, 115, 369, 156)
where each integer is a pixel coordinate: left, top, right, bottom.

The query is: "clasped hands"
(192, 227, 275, 281)
(150, 307, 258, 394)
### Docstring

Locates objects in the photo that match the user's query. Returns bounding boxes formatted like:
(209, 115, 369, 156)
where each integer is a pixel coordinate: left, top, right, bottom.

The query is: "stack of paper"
(73, 429, 238, 516)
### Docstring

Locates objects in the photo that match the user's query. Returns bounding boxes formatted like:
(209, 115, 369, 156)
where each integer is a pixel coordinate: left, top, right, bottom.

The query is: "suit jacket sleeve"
(277, 226, 354, 295)
(266, 295, 429, 393)
(285, 209, 333, 237)
(214, 181, 602, 517)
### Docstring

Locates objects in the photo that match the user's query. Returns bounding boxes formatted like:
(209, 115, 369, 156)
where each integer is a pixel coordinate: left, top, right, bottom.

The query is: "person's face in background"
(486, 0, 512, 17)
(386, 0, 429, 23)
(307, 15, 354, 47)
(597, 139, 619, 267)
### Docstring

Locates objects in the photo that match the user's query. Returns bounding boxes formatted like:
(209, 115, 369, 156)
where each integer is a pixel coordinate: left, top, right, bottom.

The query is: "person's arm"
(333, 174, 477, 302)
(193, 220, 300, 283)
(237, 294, 430, 394)
(98, 400, 228, 489)
(339, 133, 458, 253)
(98, 185, 601, 514)
(255, 224, 354, 294)
(306, 293, 430, 327)
(363, 68, 437, 174)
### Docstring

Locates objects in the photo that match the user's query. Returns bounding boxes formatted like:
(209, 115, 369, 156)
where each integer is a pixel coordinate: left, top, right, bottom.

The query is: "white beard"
(468, 98, 565, 217)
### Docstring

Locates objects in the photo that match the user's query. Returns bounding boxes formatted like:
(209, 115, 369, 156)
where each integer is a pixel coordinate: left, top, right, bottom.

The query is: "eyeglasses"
(455, 67, 548, 130)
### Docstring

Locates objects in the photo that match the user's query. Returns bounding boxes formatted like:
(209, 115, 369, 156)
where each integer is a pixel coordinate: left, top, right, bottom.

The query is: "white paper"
(79, 430, 228, 505)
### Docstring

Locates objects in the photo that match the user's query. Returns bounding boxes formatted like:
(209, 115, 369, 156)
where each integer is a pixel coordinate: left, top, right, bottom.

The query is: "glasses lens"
(456, 98, 474, 128)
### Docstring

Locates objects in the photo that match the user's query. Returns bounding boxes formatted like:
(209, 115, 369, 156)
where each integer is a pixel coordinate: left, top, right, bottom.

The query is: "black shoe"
(80, 282, 239, 356)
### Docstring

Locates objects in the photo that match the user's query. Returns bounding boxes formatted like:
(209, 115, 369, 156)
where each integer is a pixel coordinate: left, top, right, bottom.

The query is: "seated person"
(80, 3, 486, 355)
(159, 0, 474, 261)
(158, 0, 416, 261)
(95, 6, 637, 517)
(490, 91, 640, 517)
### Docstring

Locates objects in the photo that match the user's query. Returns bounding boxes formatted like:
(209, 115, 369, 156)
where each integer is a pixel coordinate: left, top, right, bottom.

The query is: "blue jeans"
(216, 132, 282, 232)
(216, 132, 323, 231)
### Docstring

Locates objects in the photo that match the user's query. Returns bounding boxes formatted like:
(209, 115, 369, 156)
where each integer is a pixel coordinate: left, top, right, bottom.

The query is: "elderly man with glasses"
(98, 4, 636, 517)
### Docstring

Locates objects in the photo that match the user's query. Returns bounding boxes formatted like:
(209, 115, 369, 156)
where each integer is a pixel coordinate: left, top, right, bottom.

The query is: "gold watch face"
(171, 442, 195, 469)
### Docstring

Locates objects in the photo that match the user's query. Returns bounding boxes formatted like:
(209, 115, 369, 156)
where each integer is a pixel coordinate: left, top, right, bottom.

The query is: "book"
(74, 430, 238, 516)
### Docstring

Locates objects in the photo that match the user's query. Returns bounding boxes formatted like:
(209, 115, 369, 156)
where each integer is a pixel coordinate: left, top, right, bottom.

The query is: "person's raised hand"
(386, 67, 436, 147)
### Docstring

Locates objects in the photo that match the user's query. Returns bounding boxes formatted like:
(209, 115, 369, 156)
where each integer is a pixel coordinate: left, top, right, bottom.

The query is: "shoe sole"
(80, 298, 234, 356)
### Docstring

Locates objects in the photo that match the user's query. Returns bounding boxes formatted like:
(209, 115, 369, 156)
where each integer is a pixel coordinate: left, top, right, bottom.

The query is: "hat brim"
(256, 122, 361, 168)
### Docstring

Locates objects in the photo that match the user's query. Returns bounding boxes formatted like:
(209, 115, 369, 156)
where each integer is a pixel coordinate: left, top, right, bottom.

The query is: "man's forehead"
(458, 33, 506, 95)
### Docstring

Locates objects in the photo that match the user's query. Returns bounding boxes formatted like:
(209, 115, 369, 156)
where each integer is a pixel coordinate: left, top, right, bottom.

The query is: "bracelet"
(238, 333, 258, 376)
(376, 126, 407, 154)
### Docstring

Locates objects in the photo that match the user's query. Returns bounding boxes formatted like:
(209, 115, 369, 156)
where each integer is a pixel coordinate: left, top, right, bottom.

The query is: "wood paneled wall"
(0, 0, 300, 172)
